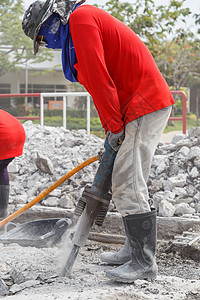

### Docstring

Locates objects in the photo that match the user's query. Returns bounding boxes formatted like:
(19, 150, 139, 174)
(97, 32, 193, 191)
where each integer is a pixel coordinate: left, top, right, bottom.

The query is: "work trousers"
(112, 106, 172, 216)
(0, 158, 14, 185)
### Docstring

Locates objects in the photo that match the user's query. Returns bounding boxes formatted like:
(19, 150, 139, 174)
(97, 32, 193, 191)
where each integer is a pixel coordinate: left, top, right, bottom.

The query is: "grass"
(164, 114, 200, 133)
(22, 114, 200, 138)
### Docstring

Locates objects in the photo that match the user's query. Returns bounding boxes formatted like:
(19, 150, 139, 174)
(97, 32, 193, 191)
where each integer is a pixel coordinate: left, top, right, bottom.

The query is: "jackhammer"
(61, 138, 117, 276)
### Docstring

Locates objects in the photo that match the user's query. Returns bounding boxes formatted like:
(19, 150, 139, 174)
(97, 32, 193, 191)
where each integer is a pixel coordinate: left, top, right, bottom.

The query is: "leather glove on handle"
(106, 130, 125, 152)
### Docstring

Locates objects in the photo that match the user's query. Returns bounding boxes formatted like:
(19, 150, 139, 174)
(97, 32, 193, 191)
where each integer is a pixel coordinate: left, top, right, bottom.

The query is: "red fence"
(0, 91, 187, 134)
(170, 91, 187, 134)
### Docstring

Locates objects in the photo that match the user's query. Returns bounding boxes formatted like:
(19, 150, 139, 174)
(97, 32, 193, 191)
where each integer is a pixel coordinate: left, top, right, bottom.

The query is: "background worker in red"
(22, 0, 175, 283)
(0, 109, 26, 218)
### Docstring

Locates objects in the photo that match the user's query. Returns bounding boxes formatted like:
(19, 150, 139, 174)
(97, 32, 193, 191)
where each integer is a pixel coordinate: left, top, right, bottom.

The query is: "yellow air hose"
(0, 155, 99, 228)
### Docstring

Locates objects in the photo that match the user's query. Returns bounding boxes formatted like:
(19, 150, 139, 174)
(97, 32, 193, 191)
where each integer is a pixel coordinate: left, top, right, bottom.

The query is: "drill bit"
(61, 244, 80, 277)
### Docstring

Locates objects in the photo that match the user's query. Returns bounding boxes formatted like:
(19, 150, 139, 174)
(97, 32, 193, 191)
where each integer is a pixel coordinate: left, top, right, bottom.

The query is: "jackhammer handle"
(0, 155, 98, 228)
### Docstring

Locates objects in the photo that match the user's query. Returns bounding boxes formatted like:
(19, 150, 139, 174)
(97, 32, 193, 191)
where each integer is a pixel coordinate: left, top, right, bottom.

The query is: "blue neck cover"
(38, 9, 78, 82)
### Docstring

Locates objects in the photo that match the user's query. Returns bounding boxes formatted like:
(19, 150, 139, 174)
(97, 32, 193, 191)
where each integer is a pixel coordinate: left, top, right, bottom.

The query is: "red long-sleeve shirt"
(69, 5, 175, 133)
(0, 109, 26, 160)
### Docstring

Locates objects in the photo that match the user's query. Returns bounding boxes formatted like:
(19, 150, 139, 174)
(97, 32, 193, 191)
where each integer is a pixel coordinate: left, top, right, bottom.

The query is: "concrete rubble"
(0, 239, 199, 299)
(8, 121, 102, 211)
(0, 122, 199, 299)
(7, 121, 200, 219)
(149, 127, 200, 218)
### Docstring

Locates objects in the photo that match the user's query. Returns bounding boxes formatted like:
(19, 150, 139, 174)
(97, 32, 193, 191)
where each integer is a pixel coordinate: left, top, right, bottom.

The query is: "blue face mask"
(37, 10, 78, 82)
(38, 14, 62, 49)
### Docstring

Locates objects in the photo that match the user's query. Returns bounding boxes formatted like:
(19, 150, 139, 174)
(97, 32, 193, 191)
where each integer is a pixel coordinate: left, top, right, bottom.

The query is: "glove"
(106, 130, 125, 152)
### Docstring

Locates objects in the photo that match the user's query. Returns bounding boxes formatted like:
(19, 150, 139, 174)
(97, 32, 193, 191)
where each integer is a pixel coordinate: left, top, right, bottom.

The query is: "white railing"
(40, 92, 91, 134)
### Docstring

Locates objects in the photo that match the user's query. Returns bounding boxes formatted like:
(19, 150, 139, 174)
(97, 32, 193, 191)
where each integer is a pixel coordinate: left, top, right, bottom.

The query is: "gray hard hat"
(22, 0, 85, 55)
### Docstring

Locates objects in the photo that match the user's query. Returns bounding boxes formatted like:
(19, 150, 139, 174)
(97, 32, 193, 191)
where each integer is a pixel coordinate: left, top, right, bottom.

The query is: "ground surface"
(1, 129, 199, 299)
(1, 230, 200, 300)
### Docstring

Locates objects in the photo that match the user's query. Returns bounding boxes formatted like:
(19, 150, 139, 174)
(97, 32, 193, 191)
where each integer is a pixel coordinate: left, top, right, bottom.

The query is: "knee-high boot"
(106, 209, 158, 283)
(100, 236, 131, 265)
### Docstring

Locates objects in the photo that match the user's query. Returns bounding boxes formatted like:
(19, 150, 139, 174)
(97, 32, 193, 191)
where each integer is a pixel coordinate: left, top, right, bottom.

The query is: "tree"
(99, 1, 200, 93)
(194, 12, 200, 34)
(98, 0, 191, 56)
(0, 0, 53, 78)
(156, 32, 200, 89)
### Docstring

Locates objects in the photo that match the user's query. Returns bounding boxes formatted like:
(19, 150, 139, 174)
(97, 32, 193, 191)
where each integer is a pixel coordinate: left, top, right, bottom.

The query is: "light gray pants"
(112, 106, 172, 216)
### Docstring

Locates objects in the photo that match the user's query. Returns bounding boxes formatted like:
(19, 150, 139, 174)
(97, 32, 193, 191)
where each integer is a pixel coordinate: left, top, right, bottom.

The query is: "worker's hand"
(106, 130, 125, 152)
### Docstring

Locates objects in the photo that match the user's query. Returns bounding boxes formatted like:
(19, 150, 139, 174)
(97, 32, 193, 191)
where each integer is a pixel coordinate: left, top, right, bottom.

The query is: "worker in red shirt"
(22, 0, 175, 283)
(0, 109, 26, 218)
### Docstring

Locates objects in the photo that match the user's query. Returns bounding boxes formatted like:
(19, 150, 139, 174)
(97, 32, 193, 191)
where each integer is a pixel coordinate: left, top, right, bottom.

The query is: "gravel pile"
(8, 121, 200, 219)
(8, 121, 103, 211)
(148, 127, 200, 218)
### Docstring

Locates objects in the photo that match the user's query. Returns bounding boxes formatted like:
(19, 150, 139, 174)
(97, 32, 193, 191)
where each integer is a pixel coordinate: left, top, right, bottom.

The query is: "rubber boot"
(106, 209, 158, 283)
(0, 185, 9, 218)
(100, 237, 131, 265)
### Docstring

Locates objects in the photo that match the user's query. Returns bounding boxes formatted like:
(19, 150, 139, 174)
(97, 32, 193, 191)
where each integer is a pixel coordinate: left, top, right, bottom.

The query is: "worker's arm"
(69, 18, 124, 133)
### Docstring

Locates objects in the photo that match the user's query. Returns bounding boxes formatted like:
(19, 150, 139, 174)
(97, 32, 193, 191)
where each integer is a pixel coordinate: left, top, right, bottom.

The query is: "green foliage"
(156, 35, 200, 89)
(164, 115, 200, 133)
(21, 113, 200, 136)
(31, 115, 103, 132)
(96, 1, 200, 91)
(99, 0, 191, 56)
(194, 12, 200, 34)
(8, 105, 103, 132)
(188, 113, 198, 121)
(0, 0, 53, 77)
(170, 86, 189, 113)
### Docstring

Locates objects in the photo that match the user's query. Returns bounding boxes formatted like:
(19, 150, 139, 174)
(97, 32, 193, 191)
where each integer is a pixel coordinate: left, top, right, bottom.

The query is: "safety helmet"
(22, 0, 85, 55)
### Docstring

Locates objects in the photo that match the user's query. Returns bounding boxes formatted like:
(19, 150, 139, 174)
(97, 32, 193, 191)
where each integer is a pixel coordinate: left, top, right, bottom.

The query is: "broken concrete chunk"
(172, 187, 188, 198)
(9, 280, 40, 294)
(35, 153, 54, 175)
(42, 197, 59, 207)
(187, 184, 197, 197)
(47, 189, 62, 198)
(58, 195, 75, 209)
(7, 162, 19, 173)
(0, 278, 9, 296)
(175, 197, 194, 205)
(151, 155, 169, 168)
(187, 146, 200, 161)
(149, 179, 164, 192)
(168, 163, 180, 176)
(188, 127, 200, 137)
(178, 146, 190, 157)
(160, 144, 176, 151)
(62, 139, 77, 148)
(194, 192, 200, 201)
(167, 174, 187, 188)
(175, 203, 196, 216)
(174, 139, 194, 150)
(10, 267, 25, 284)
(159, 200, 175, 217)
(195, 201, 200, 213)
(194, 157, 200, 168)
(171, 134, 186, 144)
(189, 167, 199, 178)
(26, 187, 38, 198)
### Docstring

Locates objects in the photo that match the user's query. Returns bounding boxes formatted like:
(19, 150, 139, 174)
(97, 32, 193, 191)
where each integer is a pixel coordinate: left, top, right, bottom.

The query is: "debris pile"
(8, 121, 200, 219)
(8, 121, 103, 210)
(148, 127, 200, 218)
(1, 122, 200, 299)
